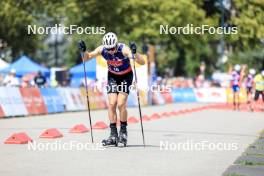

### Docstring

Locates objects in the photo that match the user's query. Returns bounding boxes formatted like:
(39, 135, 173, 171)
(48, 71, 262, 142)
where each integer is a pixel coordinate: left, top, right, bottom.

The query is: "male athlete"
(245, 69, 256, 107)
(78, 32, 145, 146)
(251, 70, 264, 111)
(230, 64, 242, 110)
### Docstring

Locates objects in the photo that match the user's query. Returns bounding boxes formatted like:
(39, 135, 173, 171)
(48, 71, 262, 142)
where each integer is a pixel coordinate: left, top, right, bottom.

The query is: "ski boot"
(118, 129, 127, 147)
(102, 123, 118, 147)
(102, 133, 118, 146)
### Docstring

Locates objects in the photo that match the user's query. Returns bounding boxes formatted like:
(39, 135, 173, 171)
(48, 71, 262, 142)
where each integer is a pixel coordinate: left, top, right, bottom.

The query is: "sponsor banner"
(0, 88, 6, 117)
(9, 87, 28, 116)
(57, 88, 86, 111)
(94, 91, 107, 109)
(226, 88, 247, 103)
(127, 91, 137, 107)
(30, 87, 47, 114)
(160, 91, 173, 104)
(171, 88, 197, 102)
(56, 88, 68, 110)
(70, 88, 86, 110)
(0, 87, 14, 116)
(131, 56, 149, 90)
(152, 91, 165, 105)
(80, 88, 106, 110)
(139, 90, 148, 106)
(102, 89, 109, 107)
(194, 88, 227, 103)
(20, 87, 47, 115)
(0, 106, 4, 118)
(127, 90, 148, 107)
(40, 88, 64, 113)
(0, 87, 28, 117)
(40, 88, 54, 113)
(96, 56, 108, 89)
(48, 88, 64, 113)
(20, 87, 38, 115)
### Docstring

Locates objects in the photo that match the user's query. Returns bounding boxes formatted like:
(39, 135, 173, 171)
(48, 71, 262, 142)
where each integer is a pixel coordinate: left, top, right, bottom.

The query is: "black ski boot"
(102, 123, 118, 147)
(119, 121, 127, 147)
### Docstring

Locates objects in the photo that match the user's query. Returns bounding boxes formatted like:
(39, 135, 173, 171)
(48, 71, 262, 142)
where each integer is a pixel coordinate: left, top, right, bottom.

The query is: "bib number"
(113, 67, 119, 72)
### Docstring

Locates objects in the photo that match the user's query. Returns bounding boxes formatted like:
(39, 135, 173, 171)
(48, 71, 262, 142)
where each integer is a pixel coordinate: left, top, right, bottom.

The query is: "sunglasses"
(106, 47, 116, 51)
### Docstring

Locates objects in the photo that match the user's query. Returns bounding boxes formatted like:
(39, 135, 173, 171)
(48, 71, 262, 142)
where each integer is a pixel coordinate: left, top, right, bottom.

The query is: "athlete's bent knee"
(108, 102, 117, 111)
(117, 102, 126, 111)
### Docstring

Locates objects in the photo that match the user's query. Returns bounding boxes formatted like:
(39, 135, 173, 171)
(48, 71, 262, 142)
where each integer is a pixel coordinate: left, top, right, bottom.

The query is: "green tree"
(0, 0, 66, 61)
(227, 0, 264, 70)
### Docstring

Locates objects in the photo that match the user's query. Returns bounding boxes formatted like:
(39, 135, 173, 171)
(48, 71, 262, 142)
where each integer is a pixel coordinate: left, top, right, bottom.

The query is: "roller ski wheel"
(118, 130, 127, 147)
(102, 134, 118, 147)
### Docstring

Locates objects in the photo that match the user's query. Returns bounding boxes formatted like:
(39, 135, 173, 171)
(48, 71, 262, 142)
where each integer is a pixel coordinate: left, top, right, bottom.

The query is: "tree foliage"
(0, 0, 263, 74)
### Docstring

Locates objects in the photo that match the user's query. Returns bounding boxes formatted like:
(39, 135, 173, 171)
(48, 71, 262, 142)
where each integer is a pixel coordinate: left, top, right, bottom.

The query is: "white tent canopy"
(0, 59, 9, 70)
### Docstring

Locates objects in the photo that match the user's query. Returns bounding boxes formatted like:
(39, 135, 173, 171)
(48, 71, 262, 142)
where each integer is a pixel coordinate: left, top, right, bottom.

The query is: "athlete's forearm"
(135, 53, 145, 65)
(82, 46, 102, 61)
(82, 51, 91, 62)
(82, 51, 89, 61)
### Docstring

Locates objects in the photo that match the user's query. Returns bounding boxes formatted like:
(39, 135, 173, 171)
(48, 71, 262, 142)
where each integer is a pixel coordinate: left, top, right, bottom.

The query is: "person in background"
(230, 64, 242, 110)
(21, 76, 30, 87)
(34, 71, 46, 87)
(251, 70, 264, 111)
(245, 68, 256, 108)
(0, 74, 4, 86)
(195, 72, 205, 88)
(3, 69, 19, 87)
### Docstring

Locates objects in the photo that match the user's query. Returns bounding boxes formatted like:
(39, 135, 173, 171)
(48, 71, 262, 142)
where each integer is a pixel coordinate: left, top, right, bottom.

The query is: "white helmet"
(234, 64, 241, 71)
(102, 32, 118, 49)
(249, 69, 256, 75)
(261, 70, 264, 76)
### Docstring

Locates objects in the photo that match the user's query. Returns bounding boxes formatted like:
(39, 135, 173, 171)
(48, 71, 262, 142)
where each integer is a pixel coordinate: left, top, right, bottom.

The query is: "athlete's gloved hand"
(129, 42, 137, 54)
(78, 40, 86, 52)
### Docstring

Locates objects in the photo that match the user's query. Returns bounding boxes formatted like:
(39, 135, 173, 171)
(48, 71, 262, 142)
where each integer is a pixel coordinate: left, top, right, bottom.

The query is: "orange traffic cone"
(4, 132, 33, 144)
(39, 128, 63, 138)
(69, 124, 89, 133)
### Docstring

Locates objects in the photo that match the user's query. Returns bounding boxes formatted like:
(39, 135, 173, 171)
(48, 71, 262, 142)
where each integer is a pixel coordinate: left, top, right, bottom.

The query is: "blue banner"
(49, 88, 64, 113)
(40, 88, 54, 113)
(127, 92, 137, 107)
(40, 88, 64, 113)
(171, 88, 197, 102)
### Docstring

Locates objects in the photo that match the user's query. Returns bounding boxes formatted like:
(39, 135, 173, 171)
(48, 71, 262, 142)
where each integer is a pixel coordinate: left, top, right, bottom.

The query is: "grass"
(236, 160, 264, 166)
(224, 129, 264, 175)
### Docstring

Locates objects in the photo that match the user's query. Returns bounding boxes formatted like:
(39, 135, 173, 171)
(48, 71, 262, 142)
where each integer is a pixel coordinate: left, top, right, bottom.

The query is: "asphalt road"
(0, 103, 263, 176)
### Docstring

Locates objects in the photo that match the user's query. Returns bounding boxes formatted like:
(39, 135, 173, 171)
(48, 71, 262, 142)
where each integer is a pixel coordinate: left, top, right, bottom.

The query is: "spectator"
(21, 76, 31, 88)
(3, 69, 19, 87)
(0, 74, 4, 86)
(34, 71, 46, 87)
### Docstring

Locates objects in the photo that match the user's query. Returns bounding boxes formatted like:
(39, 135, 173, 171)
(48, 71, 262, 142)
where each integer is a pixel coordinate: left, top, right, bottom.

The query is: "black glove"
(129, 41, 137, 54)
(78, 40, 86, 52)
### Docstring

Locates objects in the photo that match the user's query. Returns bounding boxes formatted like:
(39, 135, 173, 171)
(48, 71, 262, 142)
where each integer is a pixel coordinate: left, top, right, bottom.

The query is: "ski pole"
(130, 42, 145, 147)
(79, 43, 94, 143)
